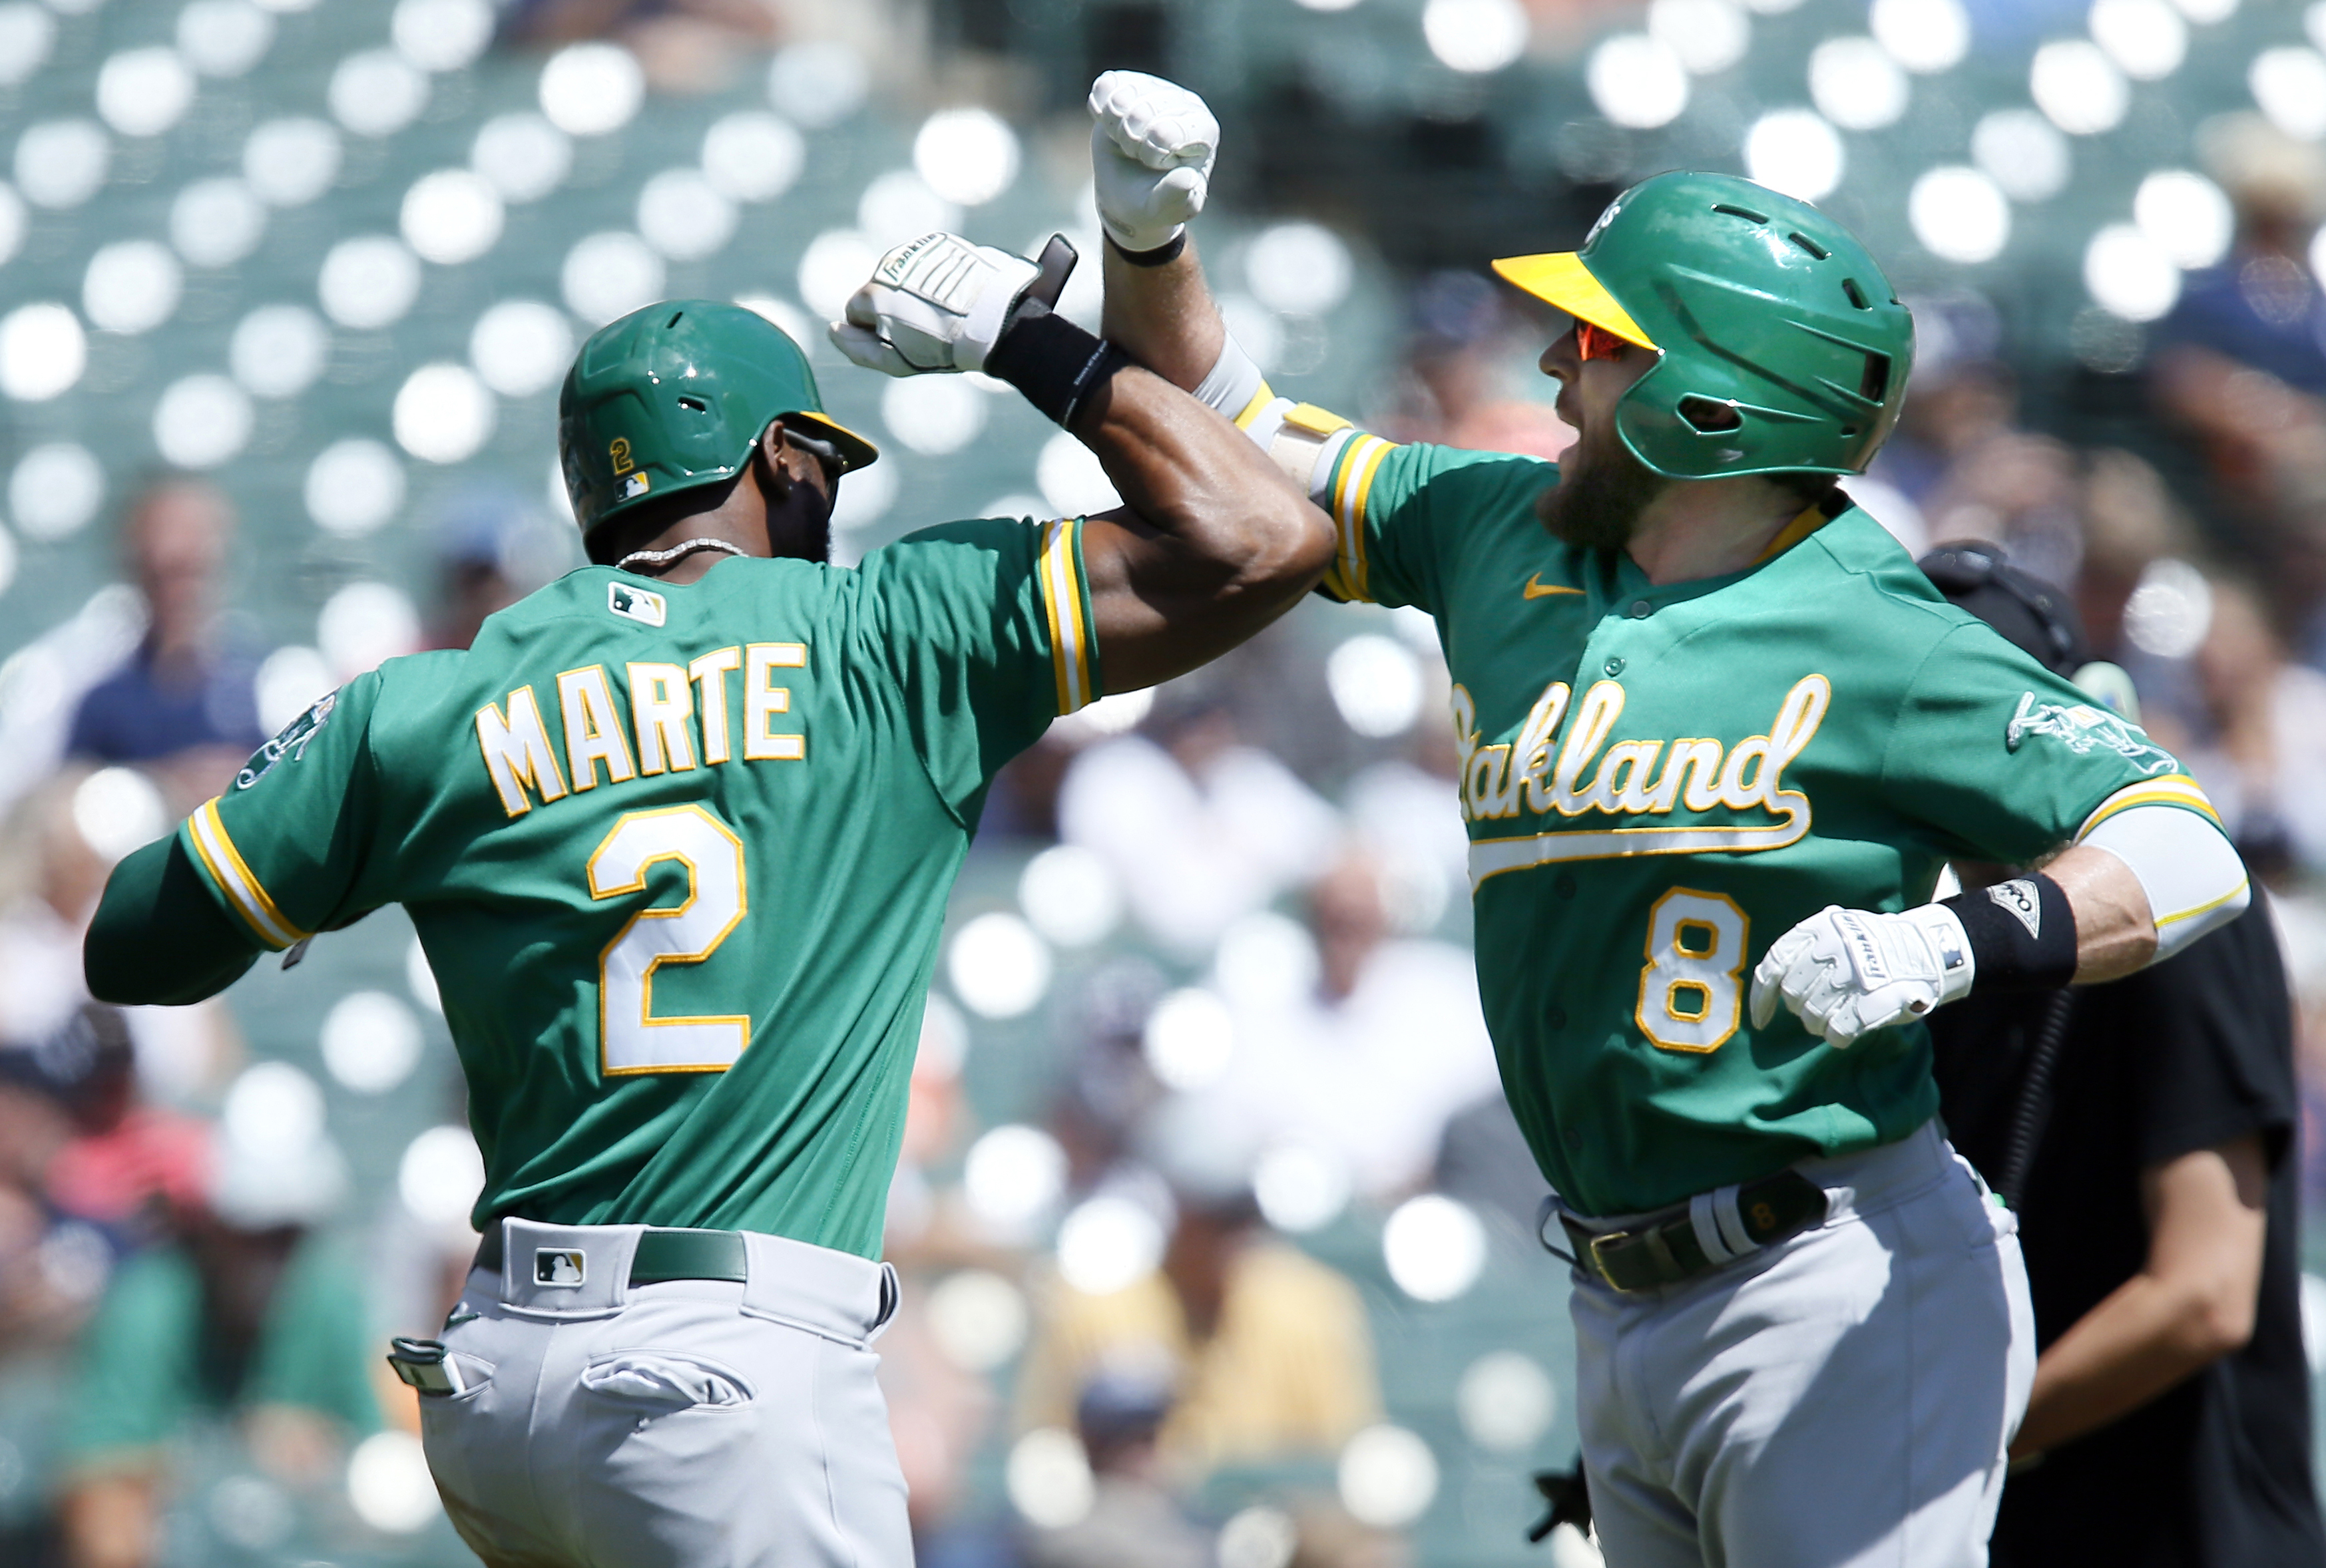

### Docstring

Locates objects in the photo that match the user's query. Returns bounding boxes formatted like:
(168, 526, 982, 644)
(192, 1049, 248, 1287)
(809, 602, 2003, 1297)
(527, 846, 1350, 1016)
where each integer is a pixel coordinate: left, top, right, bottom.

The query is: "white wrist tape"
(1192, 333, 1264, 424)
(2080, 803, 2250, 959)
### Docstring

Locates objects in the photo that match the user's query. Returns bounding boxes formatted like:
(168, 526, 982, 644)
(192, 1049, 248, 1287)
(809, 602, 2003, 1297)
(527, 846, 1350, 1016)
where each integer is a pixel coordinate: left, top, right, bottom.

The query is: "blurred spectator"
(30, 1006, 207, 1250)
(1921, 545, 2326, 1568)
(2150, 116, 2326, 627)
(1058, 703, 1339, 956)
(425, 495, 528, 653)
(1382, 272, 1571, 458)
(2158, 115, 2326, 395)
(2176, 576, 2326, 879)
(0, 773, 237, 1102)
(1873, 297, 2082, 588)
(502, 0, 787, 93)
(64, 481, 264, 814)
(1183, 848, 1501, 1201)
(1016, 1159, 1379, 1478)
(53, 1117, 372, 1568)
(1024, 1368, 1212, 1568)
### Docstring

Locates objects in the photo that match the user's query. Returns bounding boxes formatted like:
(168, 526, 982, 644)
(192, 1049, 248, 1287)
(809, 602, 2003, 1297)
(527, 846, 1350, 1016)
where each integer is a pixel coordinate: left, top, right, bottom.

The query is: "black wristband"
(1942, 873, 2078, 992)
(983, 304, 1130, 428)
(1105, 231, 1187, 268)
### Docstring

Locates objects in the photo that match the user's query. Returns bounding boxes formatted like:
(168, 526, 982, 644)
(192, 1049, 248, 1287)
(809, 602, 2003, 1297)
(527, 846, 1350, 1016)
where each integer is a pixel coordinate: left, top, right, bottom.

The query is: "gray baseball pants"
(1564, 1121, 2035, 1568)
(417, 1219, 913, 1568)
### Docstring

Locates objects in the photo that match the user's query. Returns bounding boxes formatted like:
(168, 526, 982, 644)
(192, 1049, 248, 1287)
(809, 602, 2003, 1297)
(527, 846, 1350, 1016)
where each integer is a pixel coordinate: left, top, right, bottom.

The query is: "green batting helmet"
(1493, 171, 1913, 480)
(559, 299, 879, 536)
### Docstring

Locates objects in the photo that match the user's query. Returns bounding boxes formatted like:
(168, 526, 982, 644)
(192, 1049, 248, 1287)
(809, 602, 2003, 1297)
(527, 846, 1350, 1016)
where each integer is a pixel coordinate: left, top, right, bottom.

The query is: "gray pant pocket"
(580, 1349, 755, 1411)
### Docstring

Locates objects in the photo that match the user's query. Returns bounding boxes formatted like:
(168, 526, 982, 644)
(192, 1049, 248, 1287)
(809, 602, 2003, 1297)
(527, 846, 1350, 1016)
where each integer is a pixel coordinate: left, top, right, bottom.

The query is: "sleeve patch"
(2005, 692, 2178, 776)
(186, 798, 308, 950)
(1038, 518, 1096, 715)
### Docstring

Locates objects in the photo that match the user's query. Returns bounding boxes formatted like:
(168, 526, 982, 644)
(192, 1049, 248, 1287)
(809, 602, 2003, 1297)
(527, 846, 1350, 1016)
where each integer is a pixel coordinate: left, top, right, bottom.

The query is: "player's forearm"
(1100, 237, 1226, 394)
(1072, 367, 1333, 689)
(85, 837, 261, 1006)
(2012, 1136, 2267, 1458)
(2047, 843, 2157, 984)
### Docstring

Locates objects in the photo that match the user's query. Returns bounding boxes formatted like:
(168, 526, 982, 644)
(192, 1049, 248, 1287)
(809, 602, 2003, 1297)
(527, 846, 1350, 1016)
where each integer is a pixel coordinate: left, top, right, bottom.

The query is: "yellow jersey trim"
(2075, 775, 2221, 837)
(1325, 434, 1393, 603)
(1233, 381, 1278, 430)
(187, 798, 307, 950)
(2155, 877, 2251, 929)
(1039, 518, 1096, 715)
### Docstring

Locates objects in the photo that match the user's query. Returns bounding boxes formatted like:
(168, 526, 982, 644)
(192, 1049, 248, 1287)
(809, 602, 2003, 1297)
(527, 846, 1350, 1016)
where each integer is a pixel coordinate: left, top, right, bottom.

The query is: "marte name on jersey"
(474, 642, 810, 818)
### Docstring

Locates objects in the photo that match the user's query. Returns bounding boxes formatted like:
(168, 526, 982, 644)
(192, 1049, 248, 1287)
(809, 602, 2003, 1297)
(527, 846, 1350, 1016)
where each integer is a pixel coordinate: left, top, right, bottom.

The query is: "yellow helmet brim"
(1491, 252, 1660, 352)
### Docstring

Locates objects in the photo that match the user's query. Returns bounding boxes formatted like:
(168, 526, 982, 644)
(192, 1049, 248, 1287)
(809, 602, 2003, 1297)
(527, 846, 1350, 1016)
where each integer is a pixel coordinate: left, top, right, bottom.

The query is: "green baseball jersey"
(180, 518, 1099, 1259)
(1309, 426, 2218, 1217)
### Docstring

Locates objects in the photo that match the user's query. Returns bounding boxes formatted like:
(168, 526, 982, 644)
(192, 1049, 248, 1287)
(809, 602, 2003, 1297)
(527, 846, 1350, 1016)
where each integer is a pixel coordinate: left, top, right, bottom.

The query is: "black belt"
(1555, 1169, 1828, 1294)
(473, 1223, 748, 1285)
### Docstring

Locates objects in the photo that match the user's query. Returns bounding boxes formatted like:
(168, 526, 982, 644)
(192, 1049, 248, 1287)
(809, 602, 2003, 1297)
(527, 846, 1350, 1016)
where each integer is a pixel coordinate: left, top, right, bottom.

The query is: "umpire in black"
(1919, 542, 2326, 1567)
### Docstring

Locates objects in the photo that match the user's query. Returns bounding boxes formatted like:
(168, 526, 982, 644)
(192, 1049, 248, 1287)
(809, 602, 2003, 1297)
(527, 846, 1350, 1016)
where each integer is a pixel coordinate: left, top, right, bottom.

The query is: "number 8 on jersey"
(1637, 888, 1749, 1053)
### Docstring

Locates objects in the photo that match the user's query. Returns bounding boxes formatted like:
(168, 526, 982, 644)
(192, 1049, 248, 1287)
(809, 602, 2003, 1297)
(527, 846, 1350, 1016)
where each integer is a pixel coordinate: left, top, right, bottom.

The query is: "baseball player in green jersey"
(81, 255, 1330, 1567)
(1058, 72, 2255, 1567)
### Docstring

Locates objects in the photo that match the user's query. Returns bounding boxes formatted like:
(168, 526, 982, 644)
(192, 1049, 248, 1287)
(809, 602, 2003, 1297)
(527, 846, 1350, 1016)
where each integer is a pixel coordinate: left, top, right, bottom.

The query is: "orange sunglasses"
(1576, 320, 1629, 362)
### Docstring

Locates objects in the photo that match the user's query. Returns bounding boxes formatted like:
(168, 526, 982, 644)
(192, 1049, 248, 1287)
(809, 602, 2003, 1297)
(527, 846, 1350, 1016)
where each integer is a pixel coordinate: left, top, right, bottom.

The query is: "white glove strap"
(1895, 902, 1976, 1008)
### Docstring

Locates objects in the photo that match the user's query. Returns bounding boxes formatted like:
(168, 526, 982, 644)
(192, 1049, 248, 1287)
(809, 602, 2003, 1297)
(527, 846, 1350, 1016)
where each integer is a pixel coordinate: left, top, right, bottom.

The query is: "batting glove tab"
(1747, 904, 1975, 1049)
(831, 231, 1042, 376)
(1088, 70, 1218, 254)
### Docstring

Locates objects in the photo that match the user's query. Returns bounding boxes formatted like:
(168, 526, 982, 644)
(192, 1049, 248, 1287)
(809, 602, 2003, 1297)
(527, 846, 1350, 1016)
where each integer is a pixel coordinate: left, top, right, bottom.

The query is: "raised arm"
(831, 233, 1330, 692)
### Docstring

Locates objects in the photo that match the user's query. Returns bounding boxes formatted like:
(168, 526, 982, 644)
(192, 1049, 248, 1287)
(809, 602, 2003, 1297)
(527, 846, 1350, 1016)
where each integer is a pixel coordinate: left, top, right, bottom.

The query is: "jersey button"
(1602, 657, 1625, 678)
(1628, 599, 1653, 618)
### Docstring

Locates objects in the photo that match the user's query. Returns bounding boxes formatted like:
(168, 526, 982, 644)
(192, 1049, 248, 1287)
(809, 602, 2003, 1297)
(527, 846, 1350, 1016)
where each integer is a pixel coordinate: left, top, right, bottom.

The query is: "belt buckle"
(1587, 1229, 1634, 1290)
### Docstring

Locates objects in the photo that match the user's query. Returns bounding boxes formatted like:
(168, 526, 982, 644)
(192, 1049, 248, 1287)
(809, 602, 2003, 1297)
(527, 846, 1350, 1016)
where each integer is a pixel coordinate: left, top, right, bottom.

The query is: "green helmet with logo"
(558, 299, 880, 538)
(1493, 170, 1914, 480)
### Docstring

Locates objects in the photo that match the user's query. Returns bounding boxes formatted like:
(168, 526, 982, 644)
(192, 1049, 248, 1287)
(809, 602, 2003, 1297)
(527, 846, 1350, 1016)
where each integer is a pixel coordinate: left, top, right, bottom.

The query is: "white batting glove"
(1747, 904, 1975, 1049)
(1088, 70, 1218, 253)
(830, 231, 1043, 376)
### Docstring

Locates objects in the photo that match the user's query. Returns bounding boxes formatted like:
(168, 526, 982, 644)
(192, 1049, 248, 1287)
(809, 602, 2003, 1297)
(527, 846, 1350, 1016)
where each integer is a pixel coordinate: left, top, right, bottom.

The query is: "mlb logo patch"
(620, 472, 650, 500)
(535, 1249, 586, 1287)
(608, 582, 666, 627)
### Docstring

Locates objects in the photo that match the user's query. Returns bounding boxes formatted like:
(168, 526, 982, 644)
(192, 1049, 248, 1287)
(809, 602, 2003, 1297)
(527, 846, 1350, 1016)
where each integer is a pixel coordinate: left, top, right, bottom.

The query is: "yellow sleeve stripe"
(2156, 876, 2251, 929)
(186, 797, 308, 950)
(2075, 774, 2221, 837)
(1328, 434, 1394, 604)
(1233, 380, 1278, 430)
(1039, 517, 1095, 715)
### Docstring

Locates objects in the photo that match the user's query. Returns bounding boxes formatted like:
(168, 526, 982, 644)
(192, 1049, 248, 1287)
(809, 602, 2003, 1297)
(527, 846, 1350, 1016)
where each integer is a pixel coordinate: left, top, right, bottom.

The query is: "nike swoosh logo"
(1523, 574, 1583, 599)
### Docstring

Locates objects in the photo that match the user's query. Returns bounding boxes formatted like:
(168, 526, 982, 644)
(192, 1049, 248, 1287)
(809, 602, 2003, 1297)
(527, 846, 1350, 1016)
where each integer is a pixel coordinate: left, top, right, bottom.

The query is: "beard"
(1534, 424, 1666, 550)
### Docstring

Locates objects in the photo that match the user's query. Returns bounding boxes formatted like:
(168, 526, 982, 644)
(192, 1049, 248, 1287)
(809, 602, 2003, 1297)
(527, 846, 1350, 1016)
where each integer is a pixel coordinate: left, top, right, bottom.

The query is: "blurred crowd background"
(3, 0, 2326, 1564)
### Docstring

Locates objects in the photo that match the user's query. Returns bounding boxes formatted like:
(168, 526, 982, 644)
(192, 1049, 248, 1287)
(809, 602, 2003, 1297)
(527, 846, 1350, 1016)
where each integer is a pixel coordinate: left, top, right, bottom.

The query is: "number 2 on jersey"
(1636, 888, 1748, 1053)
(588, 805, 751, 1075)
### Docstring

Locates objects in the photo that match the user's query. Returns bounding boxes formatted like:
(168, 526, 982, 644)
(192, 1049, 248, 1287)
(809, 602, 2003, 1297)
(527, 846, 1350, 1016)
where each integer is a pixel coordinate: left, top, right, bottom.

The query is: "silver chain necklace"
(614, 536, 746, 574)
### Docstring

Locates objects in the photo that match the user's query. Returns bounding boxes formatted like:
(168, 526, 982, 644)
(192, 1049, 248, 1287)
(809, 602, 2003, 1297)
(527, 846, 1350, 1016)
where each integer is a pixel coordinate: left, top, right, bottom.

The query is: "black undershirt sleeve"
(84, 836, 262, 1006)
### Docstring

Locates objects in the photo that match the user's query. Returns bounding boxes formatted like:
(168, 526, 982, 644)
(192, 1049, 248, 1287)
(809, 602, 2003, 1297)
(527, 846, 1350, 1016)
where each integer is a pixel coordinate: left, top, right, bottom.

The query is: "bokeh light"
(2251, 47, 2326, 141)
(2084, 222, 2182, 321)
(1646, 0, 1750, 77)
(1743, 109, 1843, 202)
(1909, 167, 2010, 265)
(330, 49, 428, 138)
(73, 767, 164, 862)
(391, 0, 493, 73)
(318, 580, 421, 676)
(1143, 988, 1237, 1090)
(703, 112, 804, 203)
(1457, 1350, 1558, 1452)
(473, 112, 571, 203)
(962, 1123, 1067, 1234)
(1007, 1429, 1094, 1529)
(563, 231, 666, 324)
(1254, 1143, 1353, 1233)
(1055, 1195, 1166, 1295)
(320, 990, 425, 1094)
(926, 1269, 1029, 1372)
(1338, 1424, 1439, 1527)
(2090, 0, 2188, 80)
(0, 303, 84, 401)
(2134, 169, 2233, 270)
(16, 120, 108, 208)
(393, 363, 497, 465)
(318, 236, 422, 329)
(348, 1432, 439, 1533)
(1423, 0, 1528, 73)
(1588, 35, 1690, 128)
(1017, 843, 1124, 947)
(948, 910, 1052, 1018)
(172, 178, 267, 268)
(397, 1125, 484, 1227)
(9, 443, 103, 539)
(402, 168, 505, 266)
(1382, 1193, 1487, 1302)
(471, 300, 573, 398)
(1246, 222, 1354, 317)
(768, 41, 868, 128)
(152, 375, 253, 469)
(1327, 633, 1425, 737)
(96, 48, 196, 138)
(244, 117, 340, 206)
(1809, 37, 1908, 130)
(540, 42, 643, 136)
(83, 241, 181, 335)
(1869, 0, 1968, 73)
(306, 439, 406, 537)
(914, 108, 1021, 207)
(2031, 39, 2129, 135)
